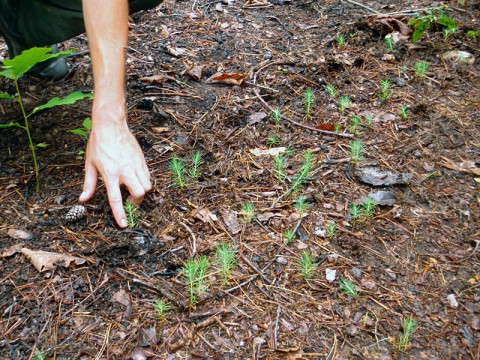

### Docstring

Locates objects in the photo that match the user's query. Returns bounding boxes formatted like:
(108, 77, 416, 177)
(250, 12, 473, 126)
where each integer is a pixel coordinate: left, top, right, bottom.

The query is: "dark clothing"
(0, 0, 163, 56)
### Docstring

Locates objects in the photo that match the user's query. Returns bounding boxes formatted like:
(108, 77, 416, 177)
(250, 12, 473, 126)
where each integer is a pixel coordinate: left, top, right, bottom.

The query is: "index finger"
(105, 180, 127, 228)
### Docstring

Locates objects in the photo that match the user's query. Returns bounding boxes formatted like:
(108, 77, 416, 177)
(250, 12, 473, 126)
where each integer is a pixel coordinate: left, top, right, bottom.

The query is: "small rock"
(276, 256, 288, 265)
(351, 267, 362, 278)
(326, 268, 337, 283)
(385, 268, 397, 279)
(447, 293, 459, 308)
(392, 77, 407, 87)
(263, 51, 272, 60)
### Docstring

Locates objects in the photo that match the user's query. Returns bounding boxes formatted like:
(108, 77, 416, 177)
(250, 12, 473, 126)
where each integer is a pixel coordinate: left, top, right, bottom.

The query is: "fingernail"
(121, 219, 128, 228)
(79, 192, 86, 200)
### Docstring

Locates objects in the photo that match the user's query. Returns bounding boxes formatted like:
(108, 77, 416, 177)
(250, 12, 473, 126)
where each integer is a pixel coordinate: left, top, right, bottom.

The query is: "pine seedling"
(214, 242, 237, 283)
(272, 107, 282, 126)
(361, 196, 376, 218)
(124, 200, 139, 228)
(297, 251, 317, 282)
(365, 114, 374, 126)
(324, 84, 337, 98)
(350, 203, 361, 220)
(153, 299, 171, 319)
(303, 88, 315, 118)
(414, 61, 430, 78)
(273, 154, 287, 182)
(169, 156, 187, 187)
(283, 229, 296, 244)
(182, 256, 210, 303)
(398, 317, 418, 351)
(293, 195, 310, 215)
(336, 34, 346, 47)
(338, 95, 352, 113)
(188, 150, 203, 180)
(240, 202, 255, 222)
(32, 350, 45, 360)
(349, 115, 361, 134)
(350, 139, 364, 162)
(285, 146, 294, 157)
(325, 221, 337, 238)
(385, 36, 395, 52)
(290, 151, 314, 194)
(379, 79, 392, 101)
(266, 135, 281, 147)
(399, 106, 411, 120)
(340, 277, 358, 298)
(334, 123, 342, 133)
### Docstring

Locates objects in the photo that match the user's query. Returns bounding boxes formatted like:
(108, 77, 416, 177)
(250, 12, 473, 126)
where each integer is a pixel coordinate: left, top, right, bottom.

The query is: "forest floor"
(1, 0, 479, 359)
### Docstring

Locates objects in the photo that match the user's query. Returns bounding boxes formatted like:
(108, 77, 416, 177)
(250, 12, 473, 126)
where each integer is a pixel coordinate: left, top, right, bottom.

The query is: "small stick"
(341, 0, 382, 14)
(179, 221, 197, 257)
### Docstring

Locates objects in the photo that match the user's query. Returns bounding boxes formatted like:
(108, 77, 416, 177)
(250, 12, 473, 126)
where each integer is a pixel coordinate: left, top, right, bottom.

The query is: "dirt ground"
(1, 0, 479, 359)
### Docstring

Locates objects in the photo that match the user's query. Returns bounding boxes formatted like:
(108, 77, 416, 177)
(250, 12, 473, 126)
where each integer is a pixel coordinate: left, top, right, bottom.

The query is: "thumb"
(79, 160, 98, 202)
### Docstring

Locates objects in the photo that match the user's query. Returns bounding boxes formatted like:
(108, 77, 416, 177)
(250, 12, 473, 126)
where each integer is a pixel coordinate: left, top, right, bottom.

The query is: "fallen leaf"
(250, 147, 286, 157)
(316, 123, 338, 131)
(441, 50, 475, 64)
(447, 294, 459, 308)
(248, 111, 268, 125)
(138, 326, 157, 347)
(220, 208, 242, 235)
(280, 318, 296, 332)
(112, 289, 131, 307)
(256, 211, 281, 222)
(354, 190, 397, 206)
(355, 166, 413, 186)
(182, 60, 203, 80)
(165, 45, 187, 57)
(1, 243, 24, 257)
(139, 74, 176, 84)
(276, 347, 303, 360)
(191, 208, 216, 223)
(208, 72, 247, 86)
(21, 248, 86, 272)
(151, 127, 170, 133)
(440, 157, 480, 176)
(7, 228, 33, 240)
(131, 346, 153, 360)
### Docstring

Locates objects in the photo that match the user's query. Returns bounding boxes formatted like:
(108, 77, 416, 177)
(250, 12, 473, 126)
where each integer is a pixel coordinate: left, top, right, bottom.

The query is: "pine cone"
(65, 205, 86, 222)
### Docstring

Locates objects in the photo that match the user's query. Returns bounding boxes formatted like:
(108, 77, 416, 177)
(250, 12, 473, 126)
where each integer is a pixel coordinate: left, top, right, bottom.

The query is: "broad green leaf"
(68, 128, 87, 138)
(82, 117, 92, 131)
(412, 19, 432, 43)
(0, 93, 15, 100)
(36, 142, 48, 148)
(0, 47, 74, 79)
(0, 122, 21, 129)
(31, 91, 93, 115)
(437, 15, 457, 29)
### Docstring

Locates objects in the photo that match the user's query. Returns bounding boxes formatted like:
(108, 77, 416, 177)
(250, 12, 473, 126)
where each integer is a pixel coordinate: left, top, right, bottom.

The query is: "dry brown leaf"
(21, 248, 86, 272)
(250, 147, 286, 157)
(1, 242, 24, 257)
(151, 127, 170, 133)
(139, 74, 176, 84)
(220, 208, 242, 235)
(276, 347, 303, 359)
(112, 288, 131, 307)
(7, 228, 33, 240)
(440, 157, 480, 176)
(182, 60, 203, 80)
(208, 72, 247, 86)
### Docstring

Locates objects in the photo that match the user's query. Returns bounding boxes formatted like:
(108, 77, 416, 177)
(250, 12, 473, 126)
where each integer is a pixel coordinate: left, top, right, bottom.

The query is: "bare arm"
(79, 0, 152, 227)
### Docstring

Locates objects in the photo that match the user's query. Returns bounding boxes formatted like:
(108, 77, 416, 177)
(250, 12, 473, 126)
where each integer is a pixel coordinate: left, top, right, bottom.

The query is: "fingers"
(79, 160, 98, 203)
(105, 179, 128, 228)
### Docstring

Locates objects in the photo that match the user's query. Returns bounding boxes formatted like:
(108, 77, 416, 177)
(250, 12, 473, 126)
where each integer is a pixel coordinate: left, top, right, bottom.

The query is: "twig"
(179, 221, 196, 257)
(341, 0, 382, 14)
(273, 305, 281, 349)
(224, 275, 258, 294)
(253, 88, 354, 138)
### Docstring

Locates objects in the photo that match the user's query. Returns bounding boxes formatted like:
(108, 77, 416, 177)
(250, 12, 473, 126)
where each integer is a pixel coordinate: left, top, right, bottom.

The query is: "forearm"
(82, 0, 129, 124)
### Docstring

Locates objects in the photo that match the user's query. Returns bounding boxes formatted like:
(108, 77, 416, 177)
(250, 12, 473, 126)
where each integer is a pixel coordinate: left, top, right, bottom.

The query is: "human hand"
(78, 120, 152, 228)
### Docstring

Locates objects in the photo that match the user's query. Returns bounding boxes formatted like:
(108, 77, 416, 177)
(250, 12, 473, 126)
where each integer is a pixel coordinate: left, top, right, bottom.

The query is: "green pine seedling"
(349, 115, 361, 134)
(240, 202, 255, 222)
(467, 29, 480, 37)
(124, 200, 139, 228)
(338, 95, 352, 113)
(283, 229, 296, 244)
(384, 36, 395, 52)
(182, 255, 210, 304)
(273, 154, 287, 182)
(340, 277, 358, 298)
(293, 195, 310, 215)
(365, 114, 374, 126)
(297, 251, 316, 282)
(169, 156, 187, 187)
(414, 61, 430, 78)
(336, 34, 346, 47)
(361, 196, 376, 218)
(303, 88, 315, 118)
(69, 117, 92, 140)
(214, 242, 237, 283)
(32, 350, 45, 360)
(153, 299, 171, 319)
(398, 317, 418, 351)
(266, 136, 281, 147)
(325, 221, 337, 238)
(379, 79, 392, 101)
(350, 203, 361, 220)
(188, 150, 203, 180)
(334, 123, 342, 133)
(290, 150, 314, 195)
(324, 84, 337, 98)
(350, 139, 364, 163)
(399, 106, 411, 120)
(272, 107, 282, 126)
(0, 47, 93, 191)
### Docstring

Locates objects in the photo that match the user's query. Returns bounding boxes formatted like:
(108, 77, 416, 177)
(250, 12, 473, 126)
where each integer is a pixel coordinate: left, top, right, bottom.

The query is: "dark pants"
(0, 0, 163, 56)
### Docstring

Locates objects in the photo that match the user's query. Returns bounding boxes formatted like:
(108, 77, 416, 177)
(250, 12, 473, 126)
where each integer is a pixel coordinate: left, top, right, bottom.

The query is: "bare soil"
(1, 0, 479, 359)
